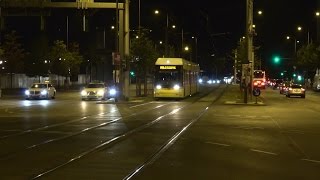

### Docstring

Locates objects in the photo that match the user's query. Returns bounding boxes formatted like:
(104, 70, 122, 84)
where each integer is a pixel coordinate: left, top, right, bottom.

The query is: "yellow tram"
(154, 58, 200, 99)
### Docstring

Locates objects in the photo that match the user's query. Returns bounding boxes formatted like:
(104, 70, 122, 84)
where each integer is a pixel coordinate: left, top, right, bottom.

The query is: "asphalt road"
(0, 84, 320, 179)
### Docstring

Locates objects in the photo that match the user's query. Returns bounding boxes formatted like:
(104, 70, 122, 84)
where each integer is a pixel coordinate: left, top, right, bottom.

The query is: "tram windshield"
(155, 70, 181, 87)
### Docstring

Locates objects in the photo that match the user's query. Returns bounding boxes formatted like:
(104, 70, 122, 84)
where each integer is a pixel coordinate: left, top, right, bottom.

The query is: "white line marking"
(301, 159, 320, 164)
(206, 142, 231, 147)
(250, 149, 277, 155)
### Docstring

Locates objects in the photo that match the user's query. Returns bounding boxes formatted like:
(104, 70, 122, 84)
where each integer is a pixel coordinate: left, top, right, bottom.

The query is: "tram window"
(156, 71, 180, 81)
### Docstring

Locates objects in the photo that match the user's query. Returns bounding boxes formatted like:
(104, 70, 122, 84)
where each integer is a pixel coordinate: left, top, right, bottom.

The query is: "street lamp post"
(286, 36, 299, 53)
(192, 36, 198, 63)
(154, 10, 169, 57)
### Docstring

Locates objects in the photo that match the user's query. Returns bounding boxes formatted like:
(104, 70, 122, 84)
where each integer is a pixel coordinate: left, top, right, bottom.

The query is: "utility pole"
(246, 0, 254, 103)
(234, 49, 237, 84)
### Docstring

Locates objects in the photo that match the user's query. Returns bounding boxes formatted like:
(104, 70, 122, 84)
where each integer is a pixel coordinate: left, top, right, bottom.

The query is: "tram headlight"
(156, 85, 162, 89)
(173, 84, 180, 90)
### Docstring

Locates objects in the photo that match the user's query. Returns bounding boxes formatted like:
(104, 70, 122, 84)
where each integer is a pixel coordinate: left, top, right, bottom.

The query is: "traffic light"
(273, 56, 280, 64)
(130, 71, 135, 77)
(297, 75, 302, 81)
(293, 73, 297, 77)
(280, 72, 284, 76)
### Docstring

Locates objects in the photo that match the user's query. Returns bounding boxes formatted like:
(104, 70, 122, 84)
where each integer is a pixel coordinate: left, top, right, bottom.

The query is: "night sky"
(2, 0, 318, 78)
(131, 0, 317, 77)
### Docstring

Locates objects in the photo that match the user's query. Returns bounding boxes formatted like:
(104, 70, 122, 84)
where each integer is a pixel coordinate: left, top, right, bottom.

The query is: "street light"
(286, 35, 299, 53)
(154, 9, 169, 57)
(297, 25, 310, 44)
(316, 11, 320, 42)
(192, 36, 198, 63)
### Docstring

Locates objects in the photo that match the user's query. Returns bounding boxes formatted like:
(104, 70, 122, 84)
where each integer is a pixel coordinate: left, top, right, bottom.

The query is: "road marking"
(250, 149, 277, 155)
(282, 130, 305, 134)
(206, 141, 231, 147)
(233, 126, 264, 130)
(301, 159, 320, 164)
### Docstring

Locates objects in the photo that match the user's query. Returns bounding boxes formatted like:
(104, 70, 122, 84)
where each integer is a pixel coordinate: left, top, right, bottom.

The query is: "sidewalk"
(222, 84, 265, 106)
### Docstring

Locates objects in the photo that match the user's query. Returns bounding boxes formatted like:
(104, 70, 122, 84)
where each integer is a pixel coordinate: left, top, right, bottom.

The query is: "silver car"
(25, 82, 56, 100)
(286, 84, 306, 98)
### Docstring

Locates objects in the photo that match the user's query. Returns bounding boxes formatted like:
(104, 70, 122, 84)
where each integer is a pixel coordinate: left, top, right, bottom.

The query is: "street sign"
(253, 88, 261, 96)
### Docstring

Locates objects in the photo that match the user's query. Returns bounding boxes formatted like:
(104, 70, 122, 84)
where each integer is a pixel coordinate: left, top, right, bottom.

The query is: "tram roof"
(155, 58, 197, 66)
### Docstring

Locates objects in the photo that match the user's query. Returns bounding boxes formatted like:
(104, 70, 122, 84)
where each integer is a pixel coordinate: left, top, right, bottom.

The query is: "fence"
(0, 74, 89, 89)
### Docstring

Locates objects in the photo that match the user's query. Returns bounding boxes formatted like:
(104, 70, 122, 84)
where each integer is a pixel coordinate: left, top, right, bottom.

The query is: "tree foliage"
(296, 43, 320, 72)
(45, 40, 83, 77)
(0, 30, 28, 74)
(130, 32, 159, 74)
(130, 32, 159, 96)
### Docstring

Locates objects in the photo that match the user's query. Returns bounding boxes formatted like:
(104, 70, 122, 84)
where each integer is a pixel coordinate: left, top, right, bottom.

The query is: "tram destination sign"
(159, 66, 176, 70)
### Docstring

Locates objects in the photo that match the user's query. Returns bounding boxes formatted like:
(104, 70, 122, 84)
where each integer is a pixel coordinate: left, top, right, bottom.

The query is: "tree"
(130, 32, 159, 96)
(46, 40, 71, 76)
(45, 40, 83, 79)
(296, 43, 320, 71)
(68, 42, 84, 80)
(296, 42, 320, 80)
(0, 30, 28, 88)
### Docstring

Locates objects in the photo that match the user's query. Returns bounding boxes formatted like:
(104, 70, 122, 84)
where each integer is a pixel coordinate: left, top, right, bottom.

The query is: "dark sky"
(2, 0, 318, 77)
(131, 0, 318, 76)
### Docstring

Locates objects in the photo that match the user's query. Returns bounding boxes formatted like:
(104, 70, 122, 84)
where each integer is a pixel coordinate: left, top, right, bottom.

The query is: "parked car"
(286, 84, 306, 98)
(81, 82, 118, 101)
(25, 82, 56, 100)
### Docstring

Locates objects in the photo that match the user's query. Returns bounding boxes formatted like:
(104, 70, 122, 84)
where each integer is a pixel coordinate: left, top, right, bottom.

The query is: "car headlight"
(40, 90, 47, 95)
(109, 88, 117, 96)
(156, 85, 162, 89)
(173, 84, 180, 90)
(97, 90, 105, 96)
(81, 90, 87, 96)
(25, 90, 30, 95)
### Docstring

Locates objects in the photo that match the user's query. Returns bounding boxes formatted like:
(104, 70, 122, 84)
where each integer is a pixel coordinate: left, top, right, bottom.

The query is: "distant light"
(154, 10, 159, 14)
(297, 26, 302, 31)
(316, 12, 320, 17)
(111, 26, 115, 29)
(286, 36, 290, 40)
(172, 25, 176, 29)
(258, 10, 263, 15)
(136, 35, 139, 39)
(159, 41, 163, 44)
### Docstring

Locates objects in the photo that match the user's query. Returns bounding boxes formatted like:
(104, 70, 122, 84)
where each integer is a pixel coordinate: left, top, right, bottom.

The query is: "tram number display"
(160, 66, 176, 70)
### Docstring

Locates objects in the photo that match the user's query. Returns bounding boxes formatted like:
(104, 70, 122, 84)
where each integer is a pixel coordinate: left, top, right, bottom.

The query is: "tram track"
(0, 101, 174, 160)
(26, 85, 227, 179)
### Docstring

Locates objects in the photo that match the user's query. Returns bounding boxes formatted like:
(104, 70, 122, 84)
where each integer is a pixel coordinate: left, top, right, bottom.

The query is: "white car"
(25, 82, 56, 100)
(81, 82, 118, 101)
